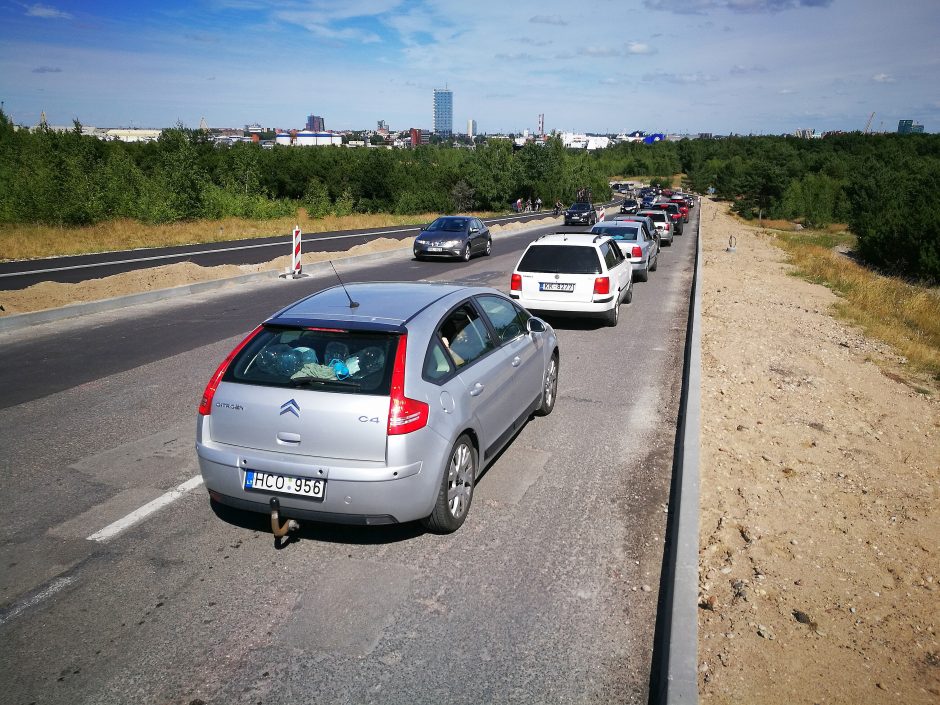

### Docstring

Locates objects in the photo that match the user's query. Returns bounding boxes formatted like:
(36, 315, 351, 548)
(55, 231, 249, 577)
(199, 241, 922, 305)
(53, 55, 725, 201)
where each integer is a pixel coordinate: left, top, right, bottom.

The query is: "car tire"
(635, 266, 649, 283)
(650, 255, 658, 272)
(484, 238, 492, 256)
(534, 353, 559, 417)
(461, 244, 471, 262)
(624, 286, 633, 304)
(605, 298, 620, 327)
(422, 434, 476, 533)
(414, 254, 425, 261)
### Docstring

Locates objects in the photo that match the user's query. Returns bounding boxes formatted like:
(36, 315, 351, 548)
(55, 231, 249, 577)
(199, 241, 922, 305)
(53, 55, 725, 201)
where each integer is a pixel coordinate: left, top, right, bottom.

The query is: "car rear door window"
(601, 242, 619, 270)
(437, 304, 496, 369)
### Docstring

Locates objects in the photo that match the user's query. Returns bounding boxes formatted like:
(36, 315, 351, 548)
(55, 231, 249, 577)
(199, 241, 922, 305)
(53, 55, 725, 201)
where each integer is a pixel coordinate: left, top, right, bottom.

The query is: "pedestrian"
(535, 197, 542, 211)
(526, 197, 532, 212)
(516, 197, 523, 213)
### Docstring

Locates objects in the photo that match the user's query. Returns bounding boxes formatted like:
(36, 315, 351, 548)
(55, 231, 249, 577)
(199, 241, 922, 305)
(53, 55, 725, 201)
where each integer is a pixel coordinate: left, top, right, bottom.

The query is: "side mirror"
(527, 317, 547, 334)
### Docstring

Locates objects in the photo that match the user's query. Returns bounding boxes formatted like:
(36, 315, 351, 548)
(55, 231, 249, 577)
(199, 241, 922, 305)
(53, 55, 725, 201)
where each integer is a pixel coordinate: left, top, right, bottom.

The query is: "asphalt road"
(0, 211, 561, 290)
(0, 209, 696, 704)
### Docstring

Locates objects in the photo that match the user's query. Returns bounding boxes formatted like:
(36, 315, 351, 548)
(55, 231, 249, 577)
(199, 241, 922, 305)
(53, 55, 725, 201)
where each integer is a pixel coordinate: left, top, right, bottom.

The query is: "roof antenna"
(329, 261, 359, 308)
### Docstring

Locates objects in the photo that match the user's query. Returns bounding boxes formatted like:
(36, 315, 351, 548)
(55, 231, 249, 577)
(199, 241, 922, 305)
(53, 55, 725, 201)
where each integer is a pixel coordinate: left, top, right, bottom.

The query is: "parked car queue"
(195, 193, 693, 536)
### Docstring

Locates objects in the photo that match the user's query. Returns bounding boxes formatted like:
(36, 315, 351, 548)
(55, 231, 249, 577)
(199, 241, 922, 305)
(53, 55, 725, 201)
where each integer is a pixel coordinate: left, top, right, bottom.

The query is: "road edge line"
(86, 476, 205, 543)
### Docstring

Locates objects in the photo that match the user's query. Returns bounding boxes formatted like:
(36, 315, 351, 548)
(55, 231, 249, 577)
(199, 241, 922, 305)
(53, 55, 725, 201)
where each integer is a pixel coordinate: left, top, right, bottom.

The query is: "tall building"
(538, 113, 544, 135)
(306, 114, 325, 132)
(433, 88, 453, 136)
(467, 119, 477, 137)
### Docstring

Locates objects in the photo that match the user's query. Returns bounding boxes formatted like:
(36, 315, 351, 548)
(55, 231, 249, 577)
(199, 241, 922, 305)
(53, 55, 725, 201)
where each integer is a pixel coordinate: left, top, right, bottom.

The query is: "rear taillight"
(593, 276, 610, 295)
(510, 273, 522, 291)
(198, 325, 263, 415)
(631, 245, 643, 258)
(388, 334, 429, 435)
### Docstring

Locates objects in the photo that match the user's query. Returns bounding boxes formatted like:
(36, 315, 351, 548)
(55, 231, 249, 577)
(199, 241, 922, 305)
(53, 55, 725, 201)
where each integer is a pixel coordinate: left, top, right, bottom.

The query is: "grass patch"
(772, 229, 940, 380)
(0, 210, 503, 262)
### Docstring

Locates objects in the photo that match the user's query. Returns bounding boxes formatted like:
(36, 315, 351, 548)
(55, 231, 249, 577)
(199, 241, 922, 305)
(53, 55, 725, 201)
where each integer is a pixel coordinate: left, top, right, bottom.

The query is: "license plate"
(540, 282, 574, 292)
(426, 247, 443, 252)
(244, 470, 325, 500)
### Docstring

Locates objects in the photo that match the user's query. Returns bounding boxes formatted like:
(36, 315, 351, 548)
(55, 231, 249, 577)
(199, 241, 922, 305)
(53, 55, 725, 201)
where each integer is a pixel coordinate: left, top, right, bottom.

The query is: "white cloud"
(529, 15, 567, 25)
(25, 3, 72, 19)
(871, 73, 895, 83)
(582, 47, 622, 58)
(643, 0, 833, 14)
(627, 42, 655, 55)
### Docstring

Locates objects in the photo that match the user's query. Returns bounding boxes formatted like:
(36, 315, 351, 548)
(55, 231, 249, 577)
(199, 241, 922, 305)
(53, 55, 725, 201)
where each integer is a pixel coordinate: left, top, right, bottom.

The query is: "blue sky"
(1, 0, 938, 135)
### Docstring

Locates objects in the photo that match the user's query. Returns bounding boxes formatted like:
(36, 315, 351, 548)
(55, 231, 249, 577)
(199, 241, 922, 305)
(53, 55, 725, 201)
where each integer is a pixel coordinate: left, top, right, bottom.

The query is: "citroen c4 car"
(196, 282, 559, 533)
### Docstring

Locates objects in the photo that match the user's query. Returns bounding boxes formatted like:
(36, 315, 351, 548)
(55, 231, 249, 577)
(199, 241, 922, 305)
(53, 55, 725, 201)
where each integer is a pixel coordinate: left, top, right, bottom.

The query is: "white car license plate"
(426, 247, 444, 252)
(244, 470, 325, 499)
(540, 282, 574, 292)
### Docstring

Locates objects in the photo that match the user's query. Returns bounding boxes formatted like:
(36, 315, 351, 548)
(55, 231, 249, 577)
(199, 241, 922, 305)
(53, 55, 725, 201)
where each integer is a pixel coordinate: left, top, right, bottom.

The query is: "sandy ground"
(697, 198, 939, 704)
(1, 208, 937, 701)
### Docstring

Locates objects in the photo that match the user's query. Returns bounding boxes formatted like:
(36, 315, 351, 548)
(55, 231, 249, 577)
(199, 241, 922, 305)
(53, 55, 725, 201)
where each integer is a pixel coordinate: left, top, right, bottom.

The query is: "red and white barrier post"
(290, 225, 302, 277)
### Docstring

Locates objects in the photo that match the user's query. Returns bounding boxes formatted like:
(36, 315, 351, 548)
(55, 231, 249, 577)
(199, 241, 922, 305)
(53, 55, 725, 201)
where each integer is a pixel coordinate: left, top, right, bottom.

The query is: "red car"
(668, 197, 690, 222)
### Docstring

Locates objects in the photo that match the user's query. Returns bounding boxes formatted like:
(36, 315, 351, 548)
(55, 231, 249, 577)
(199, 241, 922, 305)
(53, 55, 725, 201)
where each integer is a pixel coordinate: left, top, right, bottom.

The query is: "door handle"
(511, 356, 522, 367)
(469, 382, 485, 397)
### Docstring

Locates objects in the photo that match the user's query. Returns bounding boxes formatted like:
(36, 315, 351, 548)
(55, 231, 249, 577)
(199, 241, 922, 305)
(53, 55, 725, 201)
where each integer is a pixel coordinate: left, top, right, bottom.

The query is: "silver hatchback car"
(196, 282, 559, 533)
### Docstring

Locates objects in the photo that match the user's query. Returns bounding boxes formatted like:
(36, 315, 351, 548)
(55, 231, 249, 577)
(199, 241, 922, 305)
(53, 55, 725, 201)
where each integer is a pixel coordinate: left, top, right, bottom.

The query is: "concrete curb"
(0, 217, 561, 334)
(656, 199, 702, 704)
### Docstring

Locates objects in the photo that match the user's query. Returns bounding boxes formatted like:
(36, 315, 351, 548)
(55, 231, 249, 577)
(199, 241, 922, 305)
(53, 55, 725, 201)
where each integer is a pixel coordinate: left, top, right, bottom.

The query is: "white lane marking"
(0, 214, 535, 280)
(0, 576, 76, 627)
(86, 476, 204, 543)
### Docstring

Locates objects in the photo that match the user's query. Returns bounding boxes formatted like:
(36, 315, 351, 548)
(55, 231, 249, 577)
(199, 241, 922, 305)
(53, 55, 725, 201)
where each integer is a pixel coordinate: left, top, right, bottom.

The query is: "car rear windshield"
(592, 225, 639, 241)
(641, 211, 668, 223)
(223, 326, 399, 395)
(517, 245, 601, 274)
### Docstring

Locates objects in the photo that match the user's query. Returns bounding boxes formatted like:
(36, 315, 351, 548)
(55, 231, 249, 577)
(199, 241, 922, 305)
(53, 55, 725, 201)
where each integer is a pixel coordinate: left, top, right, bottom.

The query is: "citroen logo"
(280, 399, 300, 417)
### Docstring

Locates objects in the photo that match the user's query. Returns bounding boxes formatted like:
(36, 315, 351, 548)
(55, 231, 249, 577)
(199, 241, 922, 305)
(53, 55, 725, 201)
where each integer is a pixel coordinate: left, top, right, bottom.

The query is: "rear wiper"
(289, 376, 362, 390)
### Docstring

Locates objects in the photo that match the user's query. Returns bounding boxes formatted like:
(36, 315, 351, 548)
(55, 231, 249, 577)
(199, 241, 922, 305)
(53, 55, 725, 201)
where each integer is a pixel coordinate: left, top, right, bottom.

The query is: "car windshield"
(225, 326, 398, 395)
(517, 245, 601, 274)
(592, 225, 639, 241)
(426, 218, 468, 232)
(570, 203, 590, 211)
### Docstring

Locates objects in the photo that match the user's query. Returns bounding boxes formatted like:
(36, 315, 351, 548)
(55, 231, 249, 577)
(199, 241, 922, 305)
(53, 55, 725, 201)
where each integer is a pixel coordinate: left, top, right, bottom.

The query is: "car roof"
(591, 220, 639, 228)
(530, 232, 609, 246)
(270, 281, 495, 330)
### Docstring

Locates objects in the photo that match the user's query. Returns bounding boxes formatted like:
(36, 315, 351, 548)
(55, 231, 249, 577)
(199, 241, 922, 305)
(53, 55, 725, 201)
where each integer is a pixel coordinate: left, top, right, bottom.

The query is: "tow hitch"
(269, 497, 300, 538)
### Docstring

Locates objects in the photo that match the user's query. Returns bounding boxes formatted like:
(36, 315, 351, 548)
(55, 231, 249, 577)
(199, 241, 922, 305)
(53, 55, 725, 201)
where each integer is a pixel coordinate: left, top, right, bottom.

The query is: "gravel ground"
(697, 198, 939, 704)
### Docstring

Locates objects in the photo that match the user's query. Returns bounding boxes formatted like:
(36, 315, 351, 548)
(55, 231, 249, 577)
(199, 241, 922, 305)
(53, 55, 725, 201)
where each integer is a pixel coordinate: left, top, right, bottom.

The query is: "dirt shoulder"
(697, 198, 939, 704)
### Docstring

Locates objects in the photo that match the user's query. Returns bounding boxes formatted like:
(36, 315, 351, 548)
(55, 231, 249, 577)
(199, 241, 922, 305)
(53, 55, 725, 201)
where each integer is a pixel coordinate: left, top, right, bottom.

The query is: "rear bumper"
(510, 294, 616, 317)
(196, 437, 443, 525)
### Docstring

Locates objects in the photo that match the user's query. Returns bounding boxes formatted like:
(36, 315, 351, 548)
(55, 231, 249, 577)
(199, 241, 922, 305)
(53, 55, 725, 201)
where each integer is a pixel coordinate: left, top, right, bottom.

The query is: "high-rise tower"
(433, 88, 453, 136)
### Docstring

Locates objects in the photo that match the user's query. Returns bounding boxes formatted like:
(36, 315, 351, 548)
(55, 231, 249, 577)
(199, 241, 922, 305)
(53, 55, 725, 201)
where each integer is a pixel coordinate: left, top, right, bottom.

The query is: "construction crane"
(864, 112, 875, 134)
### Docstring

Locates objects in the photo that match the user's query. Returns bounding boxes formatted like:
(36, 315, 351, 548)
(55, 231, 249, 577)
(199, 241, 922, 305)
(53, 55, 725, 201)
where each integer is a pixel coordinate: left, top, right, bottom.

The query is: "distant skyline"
(1, 0, 938, 135)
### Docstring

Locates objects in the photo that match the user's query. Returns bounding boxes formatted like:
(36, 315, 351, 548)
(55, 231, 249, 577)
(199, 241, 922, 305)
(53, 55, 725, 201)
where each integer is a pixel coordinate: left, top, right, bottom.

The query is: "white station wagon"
(509, 232, 633, 326)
